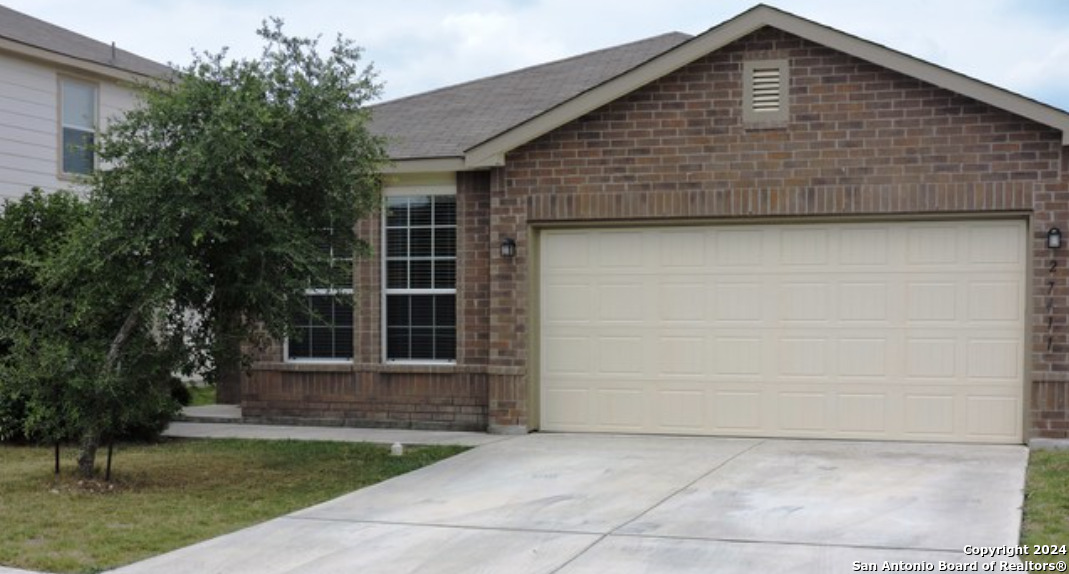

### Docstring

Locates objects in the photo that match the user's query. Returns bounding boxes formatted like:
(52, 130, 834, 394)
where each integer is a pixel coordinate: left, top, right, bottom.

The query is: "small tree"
(5, 19, 387, 478)
(0, 189, 88, 448)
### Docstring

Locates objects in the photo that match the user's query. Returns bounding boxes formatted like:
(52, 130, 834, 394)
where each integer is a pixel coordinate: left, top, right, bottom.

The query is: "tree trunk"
(213, 322, 242, 405)
(105, 440, 114, 482)
(76, 426, 100, 478)
(76, 301, 142, 479)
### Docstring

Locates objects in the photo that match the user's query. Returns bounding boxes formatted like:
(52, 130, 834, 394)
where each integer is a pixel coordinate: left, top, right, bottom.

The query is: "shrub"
(0, 189, 87, 444)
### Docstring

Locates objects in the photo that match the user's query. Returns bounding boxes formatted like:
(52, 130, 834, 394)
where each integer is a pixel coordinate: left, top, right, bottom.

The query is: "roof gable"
(376, 4, 1069, 172)
(0, 5, 172, 80)
(369, 32, 690, 165)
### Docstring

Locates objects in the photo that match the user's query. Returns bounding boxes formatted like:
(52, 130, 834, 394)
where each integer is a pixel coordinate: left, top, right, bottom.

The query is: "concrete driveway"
(109, 434, 1027, 573)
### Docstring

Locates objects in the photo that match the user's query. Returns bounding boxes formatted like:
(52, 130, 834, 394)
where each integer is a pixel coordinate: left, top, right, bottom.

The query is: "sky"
(5, 0, 1069, 110)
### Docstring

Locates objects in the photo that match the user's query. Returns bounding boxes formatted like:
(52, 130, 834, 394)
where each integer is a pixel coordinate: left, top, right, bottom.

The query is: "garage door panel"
(540, 221, 1024, 443)
(965, 339, 1021, 379)
(657, 336, 705, 376)
(659, 282, 705, 322)
(712, 336, 763, 376)
(597, 281, 647, 322)
(966, 395, 1020, 439)
(596, 231, 644, 267)
(542, 388, 590, 428)
(776, 337, 828, 377)
(542, 336, 592, 376)
(779, 228, 830, 266)
(776, 391, 830, 432)
(907, 282, 959, 321)
(836, 338, 889, 377)
(968, 223, 1024, 264)
(839, 227, 889, 265)
(595, 388, 645, 429)
(711, 390, 763, 430)
(597, 337, 645, 375)
(836, 392, 890, 434)
(543, 231, 590, 269)
(779, 282, 831, 322)
(656, 389, 705, 430)
(839, 283, 890, 322)
(543, 282, 593, 323)
(903, 392, 957, 436)
(906, 338, 957, 379)
(907, 226, 959, 264)
(659, 230, 706, 267)
(714, 282, 765, 322)
(713, 229, 765, 267)
(967, 281, 1021, 321)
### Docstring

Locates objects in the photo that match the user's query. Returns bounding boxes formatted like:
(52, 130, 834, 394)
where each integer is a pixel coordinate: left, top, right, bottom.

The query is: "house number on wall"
(1048, 259, 1057, 352)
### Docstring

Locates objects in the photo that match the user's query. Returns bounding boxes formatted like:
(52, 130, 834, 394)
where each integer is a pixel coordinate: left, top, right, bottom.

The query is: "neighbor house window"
(384, 195, 456, 362)
(286, 227, 354, 361)
(59, 77, 97, 175)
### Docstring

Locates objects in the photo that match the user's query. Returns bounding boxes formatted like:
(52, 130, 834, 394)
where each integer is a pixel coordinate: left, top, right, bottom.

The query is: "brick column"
(487, 167, 530, 432)
(1030, 156, 1069, 439)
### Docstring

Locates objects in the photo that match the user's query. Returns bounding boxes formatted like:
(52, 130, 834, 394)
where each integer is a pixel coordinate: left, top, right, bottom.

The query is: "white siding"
(0, 52, 142, 202)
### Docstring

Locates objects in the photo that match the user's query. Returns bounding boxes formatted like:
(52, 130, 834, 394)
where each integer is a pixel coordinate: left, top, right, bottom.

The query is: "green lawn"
(0, 439, 467, 574)
(187, 385, 216, 406)
(1021, 449, 1069, 568)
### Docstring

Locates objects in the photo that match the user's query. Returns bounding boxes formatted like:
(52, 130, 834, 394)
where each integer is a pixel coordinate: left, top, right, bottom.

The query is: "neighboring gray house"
(0, 5, 170, 201)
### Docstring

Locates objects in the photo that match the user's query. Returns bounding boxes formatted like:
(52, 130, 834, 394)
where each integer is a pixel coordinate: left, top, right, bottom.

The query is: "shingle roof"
(0, 4, 172, 79)
(369, 32, 692, 161)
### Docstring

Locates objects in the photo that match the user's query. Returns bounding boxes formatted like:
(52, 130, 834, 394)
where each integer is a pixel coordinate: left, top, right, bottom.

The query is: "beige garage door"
(539, 220, 1026, 444)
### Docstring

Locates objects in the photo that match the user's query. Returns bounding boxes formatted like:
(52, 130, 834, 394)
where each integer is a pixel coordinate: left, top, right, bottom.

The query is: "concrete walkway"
(164, 421, 510, 447)
(107, 434, 1028, 574)
(0, 567, 43, 574)
(168, 404, 509, 447)
(178, 403, 241, 421)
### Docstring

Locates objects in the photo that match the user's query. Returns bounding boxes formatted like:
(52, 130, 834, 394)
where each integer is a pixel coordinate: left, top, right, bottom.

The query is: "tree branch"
(104, 303, 142, 374)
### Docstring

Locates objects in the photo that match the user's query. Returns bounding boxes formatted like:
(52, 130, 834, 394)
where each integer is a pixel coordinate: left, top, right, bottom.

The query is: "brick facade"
(243, 26, 1069, 439)
(242, 171, 501, 431)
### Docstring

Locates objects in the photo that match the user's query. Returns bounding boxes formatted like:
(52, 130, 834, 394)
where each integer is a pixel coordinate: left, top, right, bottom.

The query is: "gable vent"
(751, 68, 781, 112)
(743, 59, 790, 127)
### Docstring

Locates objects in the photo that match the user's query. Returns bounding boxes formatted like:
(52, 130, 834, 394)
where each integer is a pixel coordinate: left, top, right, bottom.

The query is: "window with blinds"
(286, 227, 354, 362)
(383, 194, 457, 362)
(59, 77, 97, 175)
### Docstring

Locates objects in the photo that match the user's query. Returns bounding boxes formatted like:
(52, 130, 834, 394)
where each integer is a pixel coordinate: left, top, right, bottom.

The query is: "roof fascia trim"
(382, 157, 466, 174)
(758, 9, 1069, 145)
(464, 5, 1069, 165)
(463, 13, 767, 167)
(0, 37, 156, 82)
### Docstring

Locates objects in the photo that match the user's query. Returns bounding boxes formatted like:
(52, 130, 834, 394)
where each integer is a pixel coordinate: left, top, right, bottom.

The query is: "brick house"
(242, 5, 1069, 443)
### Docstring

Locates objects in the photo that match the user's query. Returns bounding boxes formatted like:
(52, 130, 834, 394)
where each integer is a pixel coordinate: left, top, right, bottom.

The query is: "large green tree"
(5, 19, 387, 477)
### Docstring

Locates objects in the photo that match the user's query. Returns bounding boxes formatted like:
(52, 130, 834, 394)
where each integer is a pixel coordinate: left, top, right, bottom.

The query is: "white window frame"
(381, 183, 457, 365)
(58, 75, 98, 177)
(284, 228, 355, 364)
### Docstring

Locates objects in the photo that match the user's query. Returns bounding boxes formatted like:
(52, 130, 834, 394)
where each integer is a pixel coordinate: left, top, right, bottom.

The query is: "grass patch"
(1022, 449, 1069, 566)
(187, 385, 216, 406)
(0, 439, 467, 573)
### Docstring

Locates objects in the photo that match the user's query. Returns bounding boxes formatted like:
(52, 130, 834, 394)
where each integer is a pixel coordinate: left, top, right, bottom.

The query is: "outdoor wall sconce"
(500, 237, 517, 258)
(1048, 227, 1063, 249)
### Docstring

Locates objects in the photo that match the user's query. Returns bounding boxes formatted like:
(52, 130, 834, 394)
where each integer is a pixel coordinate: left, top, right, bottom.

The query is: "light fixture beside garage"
(500, 237, 517, 258)
(1048, 227, 1063, 249)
